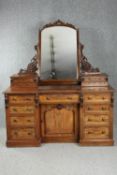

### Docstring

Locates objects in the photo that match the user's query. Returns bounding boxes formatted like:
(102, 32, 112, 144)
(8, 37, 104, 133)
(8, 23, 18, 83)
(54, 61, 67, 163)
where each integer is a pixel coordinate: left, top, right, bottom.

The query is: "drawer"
(9, 106, 35, 114)
(85, 104, 110, 113)
(10, 128, 35, 139)
(84, 114, 109, 126)
(39, 94, 79, 103)
(83, 93, 111, 103)
(9, 95, 35, 104)
(84, 127, 109, 139)
(10, 117, 35, 127)
(83, 76, 107, 82)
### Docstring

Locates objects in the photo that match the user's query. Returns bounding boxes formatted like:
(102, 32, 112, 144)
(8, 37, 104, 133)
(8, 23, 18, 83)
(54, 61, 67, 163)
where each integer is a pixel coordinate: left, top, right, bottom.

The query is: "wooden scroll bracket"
(79, 43, 100, 73)
(18, 45, 39, 75)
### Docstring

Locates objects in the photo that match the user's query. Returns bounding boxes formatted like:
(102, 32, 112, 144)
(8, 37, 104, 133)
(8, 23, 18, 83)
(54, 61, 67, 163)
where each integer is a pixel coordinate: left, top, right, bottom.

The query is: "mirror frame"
(38, 20, 80, 85)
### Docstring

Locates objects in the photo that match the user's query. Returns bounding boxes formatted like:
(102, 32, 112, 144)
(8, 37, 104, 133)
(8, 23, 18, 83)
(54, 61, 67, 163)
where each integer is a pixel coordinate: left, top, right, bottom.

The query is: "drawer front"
(84, 114, 109, 126)
(9, 106, 35, 114)
(84, 127, 109, 139)
(39, 94, 79, 103)
(84, 76, 106, 82)
(85, 104, 110, 113)
(9, 95, 34, 104)
(83, 93, 111, 103)
(10, 128, 35, 139)
(10, 117, 35, 126)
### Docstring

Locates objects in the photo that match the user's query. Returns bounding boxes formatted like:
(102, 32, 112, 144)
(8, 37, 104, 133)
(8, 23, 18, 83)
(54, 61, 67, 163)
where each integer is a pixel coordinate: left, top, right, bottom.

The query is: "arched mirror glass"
(39, 21, 79, 81)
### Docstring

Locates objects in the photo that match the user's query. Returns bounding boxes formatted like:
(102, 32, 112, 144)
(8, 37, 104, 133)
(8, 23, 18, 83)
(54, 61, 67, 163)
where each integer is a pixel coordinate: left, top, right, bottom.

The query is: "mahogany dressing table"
(4, 20, 114, 147)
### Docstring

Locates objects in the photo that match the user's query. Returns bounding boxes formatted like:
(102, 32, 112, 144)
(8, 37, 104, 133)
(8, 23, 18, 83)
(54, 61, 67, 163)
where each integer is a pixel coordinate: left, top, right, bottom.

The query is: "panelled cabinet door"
(41, 104, 78, 142)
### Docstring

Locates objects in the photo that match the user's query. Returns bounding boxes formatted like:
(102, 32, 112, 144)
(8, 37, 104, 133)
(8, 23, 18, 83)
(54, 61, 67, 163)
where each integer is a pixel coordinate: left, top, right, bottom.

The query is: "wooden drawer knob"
(102, 131, 105, 134)
(46, 97, 50, 100)
(12, 98, 17, 101)
(27, 120, 31, 122)
(13, 119, 17, 123)
(26, 98, 30, 100)
(27, 109, 33, 112)
(14, 132, 18, 135)
(67, 97, 72, 100)
(13, 108, 17, 112)
(101, 107, 105, 110)
(88, 131, 92, 134)
(88, 97, 91, 100)
(87, 107, 91, 110)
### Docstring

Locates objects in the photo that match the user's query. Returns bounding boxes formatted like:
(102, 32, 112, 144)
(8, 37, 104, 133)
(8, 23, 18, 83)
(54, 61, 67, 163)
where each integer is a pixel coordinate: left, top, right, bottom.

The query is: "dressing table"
(4, 20, 114, 147)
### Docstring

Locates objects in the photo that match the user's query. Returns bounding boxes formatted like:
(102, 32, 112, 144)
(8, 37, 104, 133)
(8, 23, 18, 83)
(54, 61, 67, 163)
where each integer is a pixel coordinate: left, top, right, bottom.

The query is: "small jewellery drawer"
(84, 114, 109, 126)
(9, 95, 34, 104)
(39, 94, 79, 103)
(83, 93, 111, 103)
(85, 104, 110, 113)
(84, 127, 109, 139)
(10, 128, 35, 139)
(9, 106, 35, 114)
(10, 117, 35, 126)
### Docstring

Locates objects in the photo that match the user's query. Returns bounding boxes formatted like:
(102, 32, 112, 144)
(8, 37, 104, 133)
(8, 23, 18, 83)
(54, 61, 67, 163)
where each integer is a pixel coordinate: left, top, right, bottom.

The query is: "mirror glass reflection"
(40, 26, 78, 80)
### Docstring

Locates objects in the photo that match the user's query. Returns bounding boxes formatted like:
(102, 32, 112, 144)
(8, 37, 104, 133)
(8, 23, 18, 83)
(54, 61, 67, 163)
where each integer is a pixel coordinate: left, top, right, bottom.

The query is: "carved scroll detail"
(19, 45, 39, 75)
(80, 43, 100, 73)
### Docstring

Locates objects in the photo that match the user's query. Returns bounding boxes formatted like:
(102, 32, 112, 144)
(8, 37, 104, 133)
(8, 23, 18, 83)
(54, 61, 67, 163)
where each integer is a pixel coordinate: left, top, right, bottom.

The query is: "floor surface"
(0, 128, 117, 175)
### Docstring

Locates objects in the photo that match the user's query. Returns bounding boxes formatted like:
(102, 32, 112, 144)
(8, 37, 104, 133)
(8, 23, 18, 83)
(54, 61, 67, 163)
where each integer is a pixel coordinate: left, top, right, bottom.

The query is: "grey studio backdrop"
(0, 0, 117, 130)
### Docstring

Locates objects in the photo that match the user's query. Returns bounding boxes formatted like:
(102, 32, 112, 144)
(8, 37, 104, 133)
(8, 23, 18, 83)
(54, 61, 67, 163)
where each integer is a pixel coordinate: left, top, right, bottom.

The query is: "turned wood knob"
(67, 97, 72, 100)
(88, 97, 91, 100)
(101, 107, 105, 110)
(13, 98, 16, 101)
(13, 119, 17, 123)
(88, 131, 92, 134)
(13, 108, 17, 112)
(46, 97, 50, 100)
(27, 120, 31, 122)
(102, 131, 105, 134)
(87, 107, 91, 110)
(26, 98, 30, 101)
(14, 132, 18, 135)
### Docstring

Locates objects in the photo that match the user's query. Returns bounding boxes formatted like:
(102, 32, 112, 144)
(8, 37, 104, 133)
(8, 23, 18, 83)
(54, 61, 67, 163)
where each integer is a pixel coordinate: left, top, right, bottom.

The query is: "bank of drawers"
(7, 95, 36, 140)
(82, 92, 112, 140)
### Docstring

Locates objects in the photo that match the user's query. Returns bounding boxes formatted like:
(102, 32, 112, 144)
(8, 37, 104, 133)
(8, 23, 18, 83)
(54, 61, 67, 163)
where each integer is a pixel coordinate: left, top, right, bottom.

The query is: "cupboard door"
(41, 104, 78, 141)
